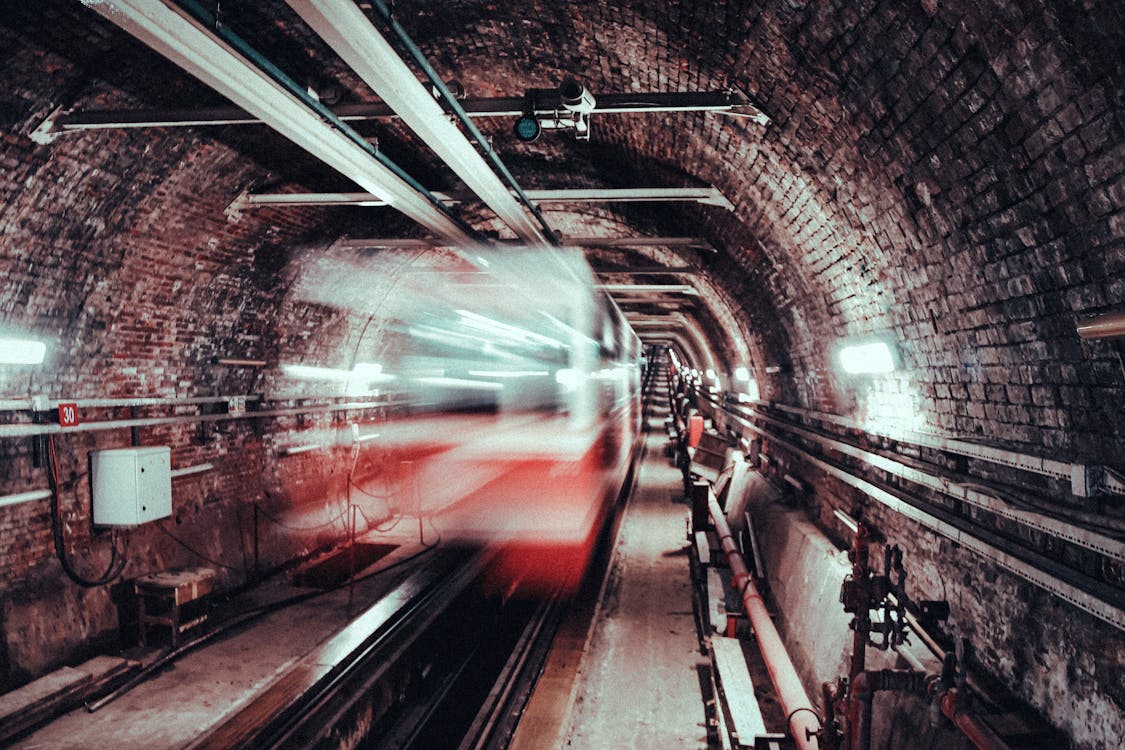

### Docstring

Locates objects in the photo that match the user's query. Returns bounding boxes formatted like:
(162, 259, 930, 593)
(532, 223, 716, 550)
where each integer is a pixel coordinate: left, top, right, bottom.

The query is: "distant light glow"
(282, 362, 396, 390)
(467, 369, 549, 378)
(734, 366, 750, 382)
(839, 341, 895, 374)
(705, 368, 716, 380)
(0, 337, 46, 365)
(742, 378, 760, 402)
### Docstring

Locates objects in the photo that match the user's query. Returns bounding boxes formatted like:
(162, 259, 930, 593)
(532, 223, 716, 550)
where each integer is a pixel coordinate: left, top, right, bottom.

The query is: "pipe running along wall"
(708, 491, 822, 750)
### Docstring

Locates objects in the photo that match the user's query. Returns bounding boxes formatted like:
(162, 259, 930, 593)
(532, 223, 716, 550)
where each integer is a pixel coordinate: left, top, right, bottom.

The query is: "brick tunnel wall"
(409, 0, 1124, 460)
(0, 24, 417, 687)
(0, 0, 1121, 745)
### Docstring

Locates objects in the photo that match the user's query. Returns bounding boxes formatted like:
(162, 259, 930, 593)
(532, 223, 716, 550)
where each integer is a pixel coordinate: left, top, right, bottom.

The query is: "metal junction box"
(91, 446, 173, 526)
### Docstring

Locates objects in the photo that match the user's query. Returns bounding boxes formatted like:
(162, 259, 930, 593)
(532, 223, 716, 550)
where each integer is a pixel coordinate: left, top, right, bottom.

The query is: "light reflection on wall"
(856, 375, 927, 434)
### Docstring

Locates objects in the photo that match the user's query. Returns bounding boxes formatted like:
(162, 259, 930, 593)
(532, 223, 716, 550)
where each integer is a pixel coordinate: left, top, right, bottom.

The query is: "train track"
(183, 362, 660, 750)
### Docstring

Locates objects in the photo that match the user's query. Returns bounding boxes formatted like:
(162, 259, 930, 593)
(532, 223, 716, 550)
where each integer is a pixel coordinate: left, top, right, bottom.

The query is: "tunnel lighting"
(838, 341, 896, 374)
(734, 366, 750, 382)
(287, 0, 551, 247)
(705, 368, 716, 380)
(740, 379, 761, 402)
(0, 337, 46, 365)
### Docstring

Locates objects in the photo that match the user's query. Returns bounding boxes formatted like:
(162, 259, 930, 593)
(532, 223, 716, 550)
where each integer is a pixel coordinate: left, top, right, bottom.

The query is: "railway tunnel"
(0, 1, 1122, 748)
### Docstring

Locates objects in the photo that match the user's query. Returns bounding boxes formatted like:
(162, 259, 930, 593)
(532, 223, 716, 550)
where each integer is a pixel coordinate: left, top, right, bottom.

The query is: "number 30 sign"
(58, 403, 79, 428)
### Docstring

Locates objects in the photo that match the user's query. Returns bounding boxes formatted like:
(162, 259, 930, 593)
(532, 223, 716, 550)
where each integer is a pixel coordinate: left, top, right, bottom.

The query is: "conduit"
(708, 491, 821, 749)
(287, 0, 554, 248)
(84, 0, 477, 246)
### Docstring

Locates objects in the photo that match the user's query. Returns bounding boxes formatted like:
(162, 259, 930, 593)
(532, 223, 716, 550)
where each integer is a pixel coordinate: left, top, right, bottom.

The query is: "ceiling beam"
(339, 236, 716, 252)
(37, 89, 764, 137)
(286, 0, 551, 247)
(81, 0, 476, 246)
(597, 284, 698, 295)
(594, 266, 699, 275)
(229, 186, 734, 211)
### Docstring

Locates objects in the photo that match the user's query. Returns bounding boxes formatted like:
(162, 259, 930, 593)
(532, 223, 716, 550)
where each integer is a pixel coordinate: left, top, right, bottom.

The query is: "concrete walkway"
(564, 402, 709, 748)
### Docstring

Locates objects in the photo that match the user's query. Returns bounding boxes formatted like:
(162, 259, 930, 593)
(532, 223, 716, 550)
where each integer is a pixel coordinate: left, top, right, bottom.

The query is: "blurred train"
(283, 244, 643, 596)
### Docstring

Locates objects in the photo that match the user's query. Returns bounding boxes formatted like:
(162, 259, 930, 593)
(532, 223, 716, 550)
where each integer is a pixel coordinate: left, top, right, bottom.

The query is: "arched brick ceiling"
(1, 0, 1122, 466)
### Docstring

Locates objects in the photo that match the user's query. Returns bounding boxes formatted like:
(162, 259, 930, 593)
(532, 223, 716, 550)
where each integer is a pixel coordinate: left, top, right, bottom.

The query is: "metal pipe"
(0, 489, 52, 509)
(0, 393, 262, 413)
(288, 0, 553, 247)
(848, 670, 929, 750)
(938, 688, 1010, 750)
(723, 409, 1125, 632)
(1076, 311, 1125, 340)
(708, 492, 821, 749)
(85, 0, 476, 245)
(0, 400, 386, 439)
(356, 0, 558, 241)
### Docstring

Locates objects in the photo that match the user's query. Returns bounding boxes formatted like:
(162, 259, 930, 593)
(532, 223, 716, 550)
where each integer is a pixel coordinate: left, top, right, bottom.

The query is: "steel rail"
(190, 549, 490, 749)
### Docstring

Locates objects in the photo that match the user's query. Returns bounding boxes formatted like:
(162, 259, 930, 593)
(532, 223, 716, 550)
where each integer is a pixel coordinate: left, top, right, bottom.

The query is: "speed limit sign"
(58, 403, 79, 428)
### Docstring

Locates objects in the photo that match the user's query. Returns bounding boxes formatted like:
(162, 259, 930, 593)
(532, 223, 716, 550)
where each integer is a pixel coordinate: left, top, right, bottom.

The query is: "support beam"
(81, 0, 475, 246)
(339, 236, 716, 251)
(597, 284, 698, 295)
(229, 186, 734, 211)
(594, 266, 699, 274)
(39, 89, 765, 135)
(286, 0, 550, 247)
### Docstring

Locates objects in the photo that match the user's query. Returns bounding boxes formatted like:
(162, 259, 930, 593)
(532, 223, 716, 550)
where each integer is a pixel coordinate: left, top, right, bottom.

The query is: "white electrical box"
(91, 447, 173, 526)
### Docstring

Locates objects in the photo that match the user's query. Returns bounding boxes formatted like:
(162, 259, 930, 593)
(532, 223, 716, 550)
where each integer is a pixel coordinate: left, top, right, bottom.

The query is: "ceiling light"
(0, 337, 46, 365)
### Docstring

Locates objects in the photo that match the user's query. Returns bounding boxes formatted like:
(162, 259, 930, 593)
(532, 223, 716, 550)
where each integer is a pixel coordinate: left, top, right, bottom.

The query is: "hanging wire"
(46, 435, 127, 587)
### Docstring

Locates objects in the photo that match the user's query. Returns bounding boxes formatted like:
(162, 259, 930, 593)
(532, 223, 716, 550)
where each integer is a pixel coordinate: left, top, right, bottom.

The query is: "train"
(284, 244, 643, 596)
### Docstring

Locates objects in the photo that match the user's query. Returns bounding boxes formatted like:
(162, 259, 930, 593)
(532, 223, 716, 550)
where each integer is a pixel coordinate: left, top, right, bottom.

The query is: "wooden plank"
(711, 636, 768, 745)
(706, 567, 727, 634)
(0, 667, 89, 720)
(694, 530, 712, 565)
(0, 655, 135, 742)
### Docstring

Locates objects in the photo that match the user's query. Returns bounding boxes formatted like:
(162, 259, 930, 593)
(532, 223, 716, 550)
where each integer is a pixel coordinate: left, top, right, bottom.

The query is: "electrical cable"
(155, 523, 242, 571)
(46, 435, 126, 587)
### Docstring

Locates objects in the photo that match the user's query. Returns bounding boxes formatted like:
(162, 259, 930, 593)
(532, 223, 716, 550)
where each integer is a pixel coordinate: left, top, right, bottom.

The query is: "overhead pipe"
(708, 491, 821, 749)
(1076, 310, 1125, 340)
(287, 0, 555, 248)
(355, 0, 558, 242)
(83, 0, 478, 246)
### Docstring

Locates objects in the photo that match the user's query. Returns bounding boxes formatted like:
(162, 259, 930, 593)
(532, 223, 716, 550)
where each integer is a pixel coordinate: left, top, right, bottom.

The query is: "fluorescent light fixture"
(0, 337, 46, 365)
(839, 341, 896, 374)
(734, 366, 750, 382)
